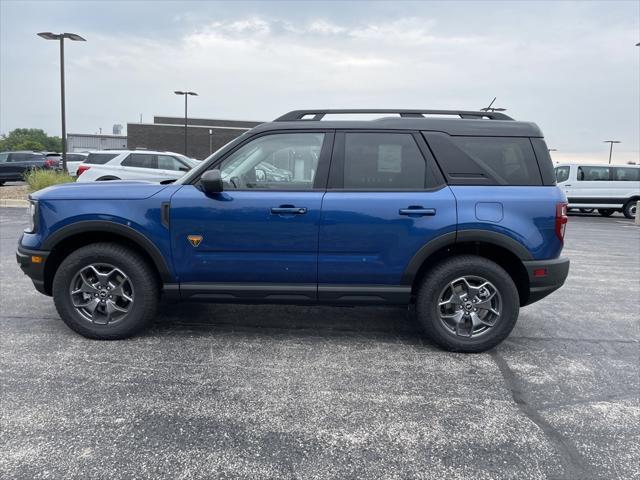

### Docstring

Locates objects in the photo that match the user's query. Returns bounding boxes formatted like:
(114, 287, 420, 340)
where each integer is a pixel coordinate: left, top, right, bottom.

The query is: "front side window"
(157, 155, 189, 171)
(218, 133, 323, 190)
(613, 167, 640, 182)
(555, 166, 570, 183)
(343, 133, 426, 189)
(122, 153, 155, 169)
(577, 166, 610, 181)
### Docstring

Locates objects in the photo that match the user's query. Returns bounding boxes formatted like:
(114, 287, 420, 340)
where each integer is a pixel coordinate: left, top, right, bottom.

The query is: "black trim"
(16, 245, 49, 295)
(41, 220, 173, 282)
(456, 229, 533, 260)
(401, 232, 457, 285)
(275, 109, 514, 122)
(161, 202, 170, 228)
(179, 283, 317, 303)
(567, 197, 629, 205)
(318, 285, 410, 304)
(522, 257, 570, 306)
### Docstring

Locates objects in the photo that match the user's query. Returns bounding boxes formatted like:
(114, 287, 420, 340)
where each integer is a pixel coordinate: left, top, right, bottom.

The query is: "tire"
(579, 208, 594, 214)
(598, 209, 614, 217)
(96, 176, 120, 181)
(415, 255, 520, 353)
(52, 243, 158, 339)
(622, 200, 637, 219)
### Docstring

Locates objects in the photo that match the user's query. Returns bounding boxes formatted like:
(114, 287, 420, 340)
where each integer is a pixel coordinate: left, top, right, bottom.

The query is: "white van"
(555, 163, 639, 218)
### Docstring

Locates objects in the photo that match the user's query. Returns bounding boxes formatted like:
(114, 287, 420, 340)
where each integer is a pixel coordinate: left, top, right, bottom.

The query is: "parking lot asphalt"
(1, 207, 638, 480)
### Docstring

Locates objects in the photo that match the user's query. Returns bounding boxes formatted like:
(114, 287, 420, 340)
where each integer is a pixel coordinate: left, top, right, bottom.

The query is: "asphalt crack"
(490, 349, 590, 480)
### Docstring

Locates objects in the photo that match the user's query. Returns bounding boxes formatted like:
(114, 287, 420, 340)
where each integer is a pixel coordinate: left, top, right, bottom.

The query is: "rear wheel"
(579, 208, 594, 214)
(598, 209, 614, 217)
(622, 200, 637, 219)
(52, 243, 158, 339)
(415, 255, 520, 353)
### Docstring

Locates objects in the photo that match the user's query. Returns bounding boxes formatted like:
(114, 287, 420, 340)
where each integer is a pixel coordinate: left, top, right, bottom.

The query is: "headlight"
(25, 201, 37, 233)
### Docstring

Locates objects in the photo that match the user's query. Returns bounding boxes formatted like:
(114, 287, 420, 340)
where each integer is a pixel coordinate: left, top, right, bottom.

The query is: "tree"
(0, 128, 62, 152)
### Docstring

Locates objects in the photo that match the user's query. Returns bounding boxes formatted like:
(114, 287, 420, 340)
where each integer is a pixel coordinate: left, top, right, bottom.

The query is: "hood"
(30, 181, 170, 201)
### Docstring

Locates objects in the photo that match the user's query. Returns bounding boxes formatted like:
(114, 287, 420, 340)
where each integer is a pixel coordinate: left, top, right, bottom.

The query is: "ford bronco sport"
(17, 109, 570, 352)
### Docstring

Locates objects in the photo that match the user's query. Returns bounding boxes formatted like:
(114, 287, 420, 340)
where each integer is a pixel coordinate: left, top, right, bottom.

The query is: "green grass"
(24, 169, 75, 193)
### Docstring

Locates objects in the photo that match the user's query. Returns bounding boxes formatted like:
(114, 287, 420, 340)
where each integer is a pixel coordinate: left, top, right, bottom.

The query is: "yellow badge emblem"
(187, 235, 203, 247)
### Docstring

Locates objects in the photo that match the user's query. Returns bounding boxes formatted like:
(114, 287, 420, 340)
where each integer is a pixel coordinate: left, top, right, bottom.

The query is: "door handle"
(399, 206, 436, 216)
(271, 206, 307, 215)
(564, 184, 572, 187)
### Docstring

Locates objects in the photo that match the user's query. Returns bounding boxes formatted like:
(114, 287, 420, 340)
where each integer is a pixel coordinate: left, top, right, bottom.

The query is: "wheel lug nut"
(109, 295, 113, 298)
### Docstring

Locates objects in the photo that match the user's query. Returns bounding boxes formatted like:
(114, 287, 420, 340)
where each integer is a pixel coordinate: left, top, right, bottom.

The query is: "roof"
(252, 109, 544, 137)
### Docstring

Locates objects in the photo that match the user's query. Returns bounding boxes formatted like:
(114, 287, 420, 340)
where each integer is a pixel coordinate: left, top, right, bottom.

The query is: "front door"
(318, 131, 457, 303)
(170, 131, 332, 301)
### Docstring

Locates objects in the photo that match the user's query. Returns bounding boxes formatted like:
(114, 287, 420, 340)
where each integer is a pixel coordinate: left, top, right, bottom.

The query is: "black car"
(0, 151, 58, 184)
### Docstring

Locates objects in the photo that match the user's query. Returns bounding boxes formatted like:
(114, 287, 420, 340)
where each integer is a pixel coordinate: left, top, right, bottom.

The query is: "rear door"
(170, 130, 333, 300)
(120, 153, 161, 181)
(318, 131, 457, 303)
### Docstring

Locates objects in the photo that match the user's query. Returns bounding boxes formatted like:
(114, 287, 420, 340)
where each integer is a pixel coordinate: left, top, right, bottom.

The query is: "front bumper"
(522, 257, 570, 306)
(16, 245, 50, 295)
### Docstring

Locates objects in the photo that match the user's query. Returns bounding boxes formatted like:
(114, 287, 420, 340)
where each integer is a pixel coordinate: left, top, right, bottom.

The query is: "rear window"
(423, 132, 543, 186)
(613, 167, 640, 182)
(86, 153, 118, 165)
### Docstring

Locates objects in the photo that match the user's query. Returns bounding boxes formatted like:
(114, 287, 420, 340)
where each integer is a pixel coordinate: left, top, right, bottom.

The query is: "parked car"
(555, 163, 640, 218)
(64, 152, 89, 176)
(0, 151, 56, 184)
(76, 150, 197, 183)
(17, 109, 569, 352)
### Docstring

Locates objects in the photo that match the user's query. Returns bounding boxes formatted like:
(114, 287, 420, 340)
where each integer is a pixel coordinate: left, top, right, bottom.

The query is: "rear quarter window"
(423, 132, 543, 186)
(86, 153, 118, 165)
(613, 167, 640, 182)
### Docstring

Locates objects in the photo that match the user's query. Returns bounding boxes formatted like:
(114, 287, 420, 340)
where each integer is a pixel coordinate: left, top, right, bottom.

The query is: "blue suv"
(16, 109, 569, 352)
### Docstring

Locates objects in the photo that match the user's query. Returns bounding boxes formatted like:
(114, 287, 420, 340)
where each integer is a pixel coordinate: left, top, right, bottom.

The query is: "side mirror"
(201, 169, 223, 194)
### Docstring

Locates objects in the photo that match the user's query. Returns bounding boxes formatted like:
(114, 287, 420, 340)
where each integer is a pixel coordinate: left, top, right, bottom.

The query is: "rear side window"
(9, 153, 43, 162)
(66, 154, 86, 162)
(577, 166, 610, 181)
(613, 167, 640, 182)
(342, 133, 426, 189)
(0, 153, 9, 163)
(86, 153, 118, 165)
(122, 153, 155, 169)
(423, 133, 543, 186)
(555, 166, 570, 183)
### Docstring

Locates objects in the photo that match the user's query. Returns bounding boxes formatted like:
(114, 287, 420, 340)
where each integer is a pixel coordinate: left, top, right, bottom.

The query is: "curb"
(0, 199, 29, 208)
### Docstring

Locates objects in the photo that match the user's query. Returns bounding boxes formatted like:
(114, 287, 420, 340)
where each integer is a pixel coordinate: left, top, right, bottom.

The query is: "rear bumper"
(16, 245, 50, 295)
(522, 257, 569, 306)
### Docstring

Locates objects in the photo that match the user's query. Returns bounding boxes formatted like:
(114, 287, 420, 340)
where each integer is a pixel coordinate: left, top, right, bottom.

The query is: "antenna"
(481, 97, 506, 112)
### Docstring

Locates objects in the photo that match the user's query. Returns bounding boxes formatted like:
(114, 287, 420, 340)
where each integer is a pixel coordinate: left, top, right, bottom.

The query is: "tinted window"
(613, 167, 640, 182)
(66, 154, 87, 162)
(219, 133, 323, 190)
(9, 153, 43, 162)
(453, 137, 542, 185)
(0, 153, 8, 163)
(343, 133, 426, 189)
(555, 166, 570, 183)
(577, 166, 610, 181)
(122, 153, 155, 169)
(85, 153, 118, 165)
(157, 155, 189, 171)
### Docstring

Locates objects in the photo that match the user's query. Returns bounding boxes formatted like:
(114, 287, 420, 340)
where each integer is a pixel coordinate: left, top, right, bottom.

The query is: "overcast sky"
(1, 0, 638, 164)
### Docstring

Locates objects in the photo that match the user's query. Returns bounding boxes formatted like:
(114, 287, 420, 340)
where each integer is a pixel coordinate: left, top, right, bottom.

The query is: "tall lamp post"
(37, 32, 86, 173)
(603, 140, 621, 164)
(174, 91, 198, 156)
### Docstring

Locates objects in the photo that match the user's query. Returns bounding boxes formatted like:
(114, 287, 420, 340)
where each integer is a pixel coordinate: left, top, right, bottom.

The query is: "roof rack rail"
(274, 109, 514, 122)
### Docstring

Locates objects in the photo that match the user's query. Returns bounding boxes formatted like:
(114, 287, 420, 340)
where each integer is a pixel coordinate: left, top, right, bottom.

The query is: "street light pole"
(174, 91, 198, 156)
(603, 140, 621, 165)
(37, 32, 86, 173)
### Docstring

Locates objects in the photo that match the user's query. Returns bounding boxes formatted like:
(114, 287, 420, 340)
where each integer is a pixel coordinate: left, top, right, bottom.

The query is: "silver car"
(76, 150, 198, 183)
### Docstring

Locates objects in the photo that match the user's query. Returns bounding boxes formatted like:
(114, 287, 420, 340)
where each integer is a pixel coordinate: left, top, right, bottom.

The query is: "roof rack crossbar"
(274, 109, 514, 122)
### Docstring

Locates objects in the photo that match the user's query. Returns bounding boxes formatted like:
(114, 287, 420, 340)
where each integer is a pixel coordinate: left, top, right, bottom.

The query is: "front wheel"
(622, 200, 637, 219)
(415, 255, 520, 353)
(598, 209, 614, 217)
(52, 243, 159, 339)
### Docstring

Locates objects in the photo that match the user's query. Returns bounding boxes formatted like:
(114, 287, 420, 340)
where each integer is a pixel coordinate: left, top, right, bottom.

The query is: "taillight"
(555, 202, 568, 243)
(44, 159, 56, 168)
(77, 165, 90, 176)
